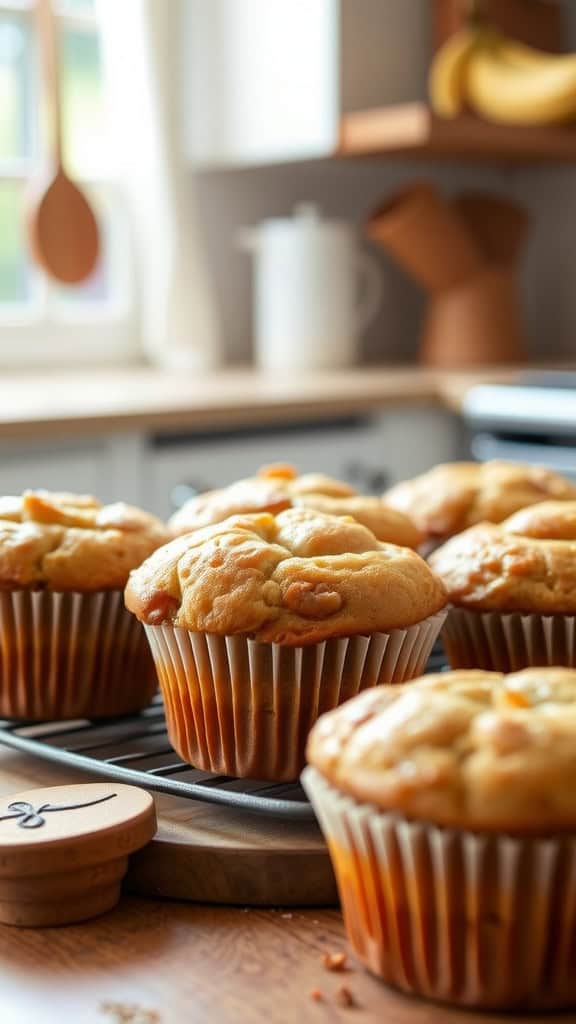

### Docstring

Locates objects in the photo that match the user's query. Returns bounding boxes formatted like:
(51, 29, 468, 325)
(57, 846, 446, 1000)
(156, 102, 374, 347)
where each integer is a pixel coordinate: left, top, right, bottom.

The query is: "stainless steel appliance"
(463, 371, 576, 478)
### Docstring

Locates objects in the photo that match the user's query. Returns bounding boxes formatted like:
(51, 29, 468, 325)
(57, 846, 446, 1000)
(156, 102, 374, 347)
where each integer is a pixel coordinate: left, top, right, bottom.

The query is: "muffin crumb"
(335, 984, 356, 1008)
(100, 1003, 160, 1023)
(322, 951, 348, 972)
(309, 988, 324, 1002)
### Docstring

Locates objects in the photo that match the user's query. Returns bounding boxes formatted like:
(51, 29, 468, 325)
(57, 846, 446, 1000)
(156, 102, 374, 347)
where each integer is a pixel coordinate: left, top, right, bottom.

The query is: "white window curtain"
(96, 0, 221, 369)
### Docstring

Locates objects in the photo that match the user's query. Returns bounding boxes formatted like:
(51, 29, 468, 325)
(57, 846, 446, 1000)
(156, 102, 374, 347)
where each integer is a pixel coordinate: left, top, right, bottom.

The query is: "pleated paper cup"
(144, 610, 446, 781)
(302, 767, 576, 1011)
(442, 607, 576, 672)
(0, 590, 157, 721)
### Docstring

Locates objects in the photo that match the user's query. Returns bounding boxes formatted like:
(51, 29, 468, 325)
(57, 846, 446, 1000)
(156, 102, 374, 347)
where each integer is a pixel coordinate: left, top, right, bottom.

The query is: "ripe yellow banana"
(429, 28, 480, 118)
(498, 38, 576, 71)
(466, 43, 576, 124)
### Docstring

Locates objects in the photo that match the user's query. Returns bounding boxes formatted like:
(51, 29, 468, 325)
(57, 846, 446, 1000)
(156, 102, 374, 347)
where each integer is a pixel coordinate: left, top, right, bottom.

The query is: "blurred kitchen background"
(0, 0, 575, 517)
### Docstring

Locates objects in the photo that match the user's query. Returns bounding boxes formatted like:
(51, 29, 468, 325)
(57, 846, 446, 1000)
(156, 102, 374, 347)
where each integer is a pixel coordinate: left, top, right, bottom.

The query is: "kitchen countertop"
(0, 747, 562, 1024)
(0, 364, 537, 440)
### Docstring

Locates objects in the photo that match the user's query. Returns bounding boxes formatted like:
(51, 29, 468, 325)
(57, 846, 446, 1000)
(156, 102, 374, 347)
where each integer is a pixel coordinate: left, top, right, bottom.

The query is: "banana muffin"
(0, 490, 168, 720)
(430, 499, 576, 670)
(384, 459, 576, 544)
(169, 463, 422, 549)
(304, 667, 576, 1009)
(126, 507, 446, 779)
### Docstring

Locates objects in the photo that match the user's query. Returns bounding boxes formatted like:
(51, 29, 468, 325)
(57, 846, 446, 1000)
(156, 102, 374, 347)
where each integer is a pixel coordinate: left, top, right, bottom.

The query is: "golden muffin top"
(0, 490, 168, 591)
(307, 667, 576, 833)
(384, 460, 576, 542)
(430, 500, 576, 614)
(125, 507, 446, 644)
(169, 464, 422, 550)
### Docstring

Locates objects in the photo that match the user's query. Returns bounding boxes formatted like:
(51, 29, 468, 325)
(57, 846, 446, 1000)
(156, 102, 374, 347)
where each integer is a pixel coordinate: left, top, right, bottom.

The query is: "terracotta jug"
(421, 267, 525, 367)
(366, 181, 485, 292)
(366, 182, 528, 367)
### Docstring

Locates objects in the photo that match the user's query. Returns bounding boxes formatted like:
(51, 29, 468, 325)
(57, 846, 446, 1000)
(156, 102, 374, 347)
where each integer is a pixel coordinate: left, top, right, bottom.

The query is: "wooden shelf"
(339, 102, 576, 163)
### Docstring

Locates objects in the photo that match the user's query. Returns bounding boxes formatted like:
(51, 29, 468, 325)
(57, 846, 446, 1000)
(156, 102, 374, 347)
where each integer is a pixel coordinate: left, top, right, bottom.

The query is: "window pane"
(0, 182, 31, 303)
(60, 25, 104, 175)
(0, 13, 33, 160)
(57, 0, 96, 14)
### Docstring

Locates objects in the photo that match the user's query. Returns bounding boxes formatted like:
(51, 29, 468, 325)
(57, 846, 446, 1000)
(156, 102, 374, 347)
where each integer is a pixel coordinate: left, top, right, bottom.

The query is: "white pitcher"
(238, 204, 383, 371)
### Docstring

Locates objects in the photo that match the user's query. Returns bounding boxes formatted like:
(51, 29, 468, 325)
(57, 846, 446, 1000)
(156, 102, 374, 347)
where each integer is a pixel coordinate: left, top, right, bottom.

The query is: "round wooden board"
(0, 749, 337, 908)
(129, 794, 337, 907)
(0, 781, 156, 926)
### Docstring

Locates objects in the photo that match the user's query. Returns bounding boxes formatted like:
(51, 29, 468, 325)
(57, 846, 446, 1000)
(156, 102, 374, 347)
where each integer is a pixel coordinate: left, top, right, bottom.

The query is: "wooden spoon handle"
(36, 0, 63, 168)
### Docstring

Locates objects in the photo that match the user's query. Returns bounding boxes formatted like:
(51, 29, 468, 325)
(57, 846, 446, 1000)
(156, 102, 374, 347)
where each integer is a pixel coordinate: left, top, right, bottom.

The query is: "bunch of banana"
(429, 25, 576, 126)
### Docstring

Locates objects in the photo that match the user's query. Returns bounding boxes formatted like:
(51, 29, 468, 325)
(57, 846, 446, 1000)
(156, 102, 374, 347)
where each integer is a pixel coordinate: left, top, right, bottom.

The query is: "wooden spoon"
(27, 0, 100, 285)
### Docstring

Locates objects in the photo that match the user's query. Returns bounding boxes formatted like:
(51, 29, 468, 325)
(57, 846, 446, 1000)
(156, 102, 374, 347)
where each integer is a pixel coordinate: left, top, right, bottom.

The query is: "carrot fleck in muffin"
(0, 490, 168, 720)
(126, 508, 446, 780)
(304, 667, 576, 1009)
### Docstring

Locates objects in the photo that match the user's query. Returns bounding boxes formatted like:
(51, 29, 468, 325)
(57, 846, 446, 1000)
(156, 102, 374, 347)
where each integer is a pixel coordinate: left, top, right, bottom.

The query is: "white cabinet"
(0, 409, 461, 521)
(183, 0, 337, 166)
(182, 0, 428, 168)
(0, 435, 145, 507)
(147, 418, 387, 519)
(145, 408, 460, 520)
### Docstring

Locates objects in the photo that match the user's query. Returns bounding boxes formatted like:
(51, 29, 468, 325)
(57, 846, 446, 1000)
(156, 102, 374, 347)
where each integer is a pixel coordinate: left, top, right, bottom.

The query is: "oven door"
(470, 433, 576, 481)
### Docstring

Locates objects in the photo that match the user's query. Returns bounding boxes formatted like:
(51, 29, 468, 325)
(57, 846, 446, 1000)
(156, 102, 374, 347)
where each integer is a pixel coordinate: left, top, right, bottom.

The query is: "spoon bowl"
(28, 0, 100, 286)
(28, 169, 100, 285)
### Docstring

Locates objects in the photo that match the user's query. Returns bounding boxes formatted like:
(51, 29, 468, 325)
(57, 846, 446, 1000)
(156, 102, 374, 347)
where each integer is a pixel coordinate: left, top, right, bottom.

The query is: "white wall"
(192, 160, 576, 365)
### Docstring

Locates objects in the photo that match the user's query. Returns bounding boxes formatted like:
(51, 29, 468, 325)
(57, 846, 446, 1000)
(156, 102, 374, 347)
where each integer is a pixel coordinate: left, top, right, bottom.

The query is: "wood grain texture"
(29, 0, 100, 285)
(0, 748, 566, 1023)
(28, 170, 100, 285)
(0, 365, 540, 440)
(0, 783, 155, 926)
(0, 784, 155, 866)
(0, 745, 336, 907)
(339, 103, 576, 163)
(130, 823, 337, 907)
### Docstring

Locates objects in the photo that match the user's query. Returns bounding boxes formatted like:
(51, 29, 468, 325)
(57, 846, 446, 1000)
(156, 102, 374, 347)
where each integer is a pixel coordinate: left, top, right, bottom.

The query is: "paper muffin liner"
(419, 538, 444, 559)
(144, 610, 445, 781)
(302, 767, 576, 1010)
(0, 589, 157, 721)
(442, 607, 576, 672)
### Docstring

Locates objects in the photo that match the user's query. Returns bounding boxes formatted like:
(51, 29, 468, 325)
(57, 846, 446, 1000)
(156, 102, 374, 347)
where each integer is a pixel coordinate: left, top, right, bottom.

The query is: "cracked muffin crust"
(126, 507, 446, 644)
(0, 490, 168, 591)
(169, 464, 422, 550)
(384, 460, 576, 542)
(504, 500, 576, 540)
(430, 501, 576, 613)
(307, 667, 576, 832)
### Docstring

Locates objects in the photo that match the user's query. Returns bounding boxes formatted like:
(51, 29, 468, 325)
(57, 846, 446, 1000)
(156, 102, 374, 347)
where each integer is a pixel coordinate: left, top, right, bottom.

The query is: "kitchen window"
(0, 0, 135, 365)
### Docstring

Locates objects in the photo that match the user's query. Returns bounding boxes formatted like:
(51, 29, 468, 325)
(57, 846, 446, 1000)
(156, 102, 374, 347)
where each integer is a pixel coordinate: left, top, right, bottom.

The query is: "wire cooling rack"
(0, 643, 447, 821)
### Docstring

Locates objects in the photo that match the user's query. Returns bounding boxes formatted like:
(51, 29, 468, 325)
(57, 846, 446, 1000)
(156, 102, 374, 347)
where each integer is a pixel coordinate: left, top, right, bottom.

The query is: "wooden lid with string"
(0, 783, 156, 927)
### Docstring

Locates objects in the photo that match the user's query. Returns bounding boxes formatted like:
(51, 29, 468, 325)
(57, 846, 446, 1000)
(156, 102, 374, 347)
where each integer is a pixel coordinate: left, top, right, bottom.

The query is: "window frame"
(0, 0, 136, 366)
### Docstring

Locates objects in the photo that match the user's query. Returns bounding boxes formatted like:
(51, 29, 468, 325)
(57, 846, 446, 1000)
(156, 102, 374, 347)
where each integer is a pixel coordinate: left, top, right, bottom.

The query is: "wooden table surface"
(0, 364, 536, 440)
(0, 747, 564, 1024)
